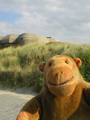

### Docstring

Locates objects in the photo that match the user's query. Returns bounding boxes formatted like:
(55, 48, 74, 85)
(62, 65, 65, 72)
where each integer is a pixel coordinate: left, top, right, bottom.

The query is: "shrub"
(79, 50, 90, 82)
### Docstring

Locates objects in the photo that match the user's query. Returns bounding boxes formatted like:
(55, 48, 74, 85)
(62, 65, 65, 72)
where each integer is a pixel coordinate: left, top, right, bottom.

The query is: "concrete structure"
(0, 33, 58, 49)
(0, 34, 18, 48)
(0, 34, 19, 44)
(15, 33, 49, 45)
(46, 37, 58, 42)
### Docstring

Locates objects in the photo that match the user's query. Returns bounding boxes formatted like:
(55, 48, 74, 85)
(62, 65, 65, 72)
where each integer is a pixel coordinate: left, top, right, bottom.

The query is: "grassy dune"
(0, 42, 90, 93)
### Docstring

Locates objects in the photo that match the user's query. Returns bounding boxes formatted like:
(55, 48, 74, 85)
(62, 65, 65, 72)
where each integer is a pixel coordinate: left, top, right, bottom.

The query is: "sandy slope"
(0, 87, 37, 120)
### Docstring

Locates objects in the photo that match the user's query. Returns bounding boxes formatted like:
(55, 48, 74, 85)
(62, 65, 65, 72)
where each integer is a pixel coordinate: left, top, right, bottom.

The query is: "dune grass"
(0, 42, 90, 93)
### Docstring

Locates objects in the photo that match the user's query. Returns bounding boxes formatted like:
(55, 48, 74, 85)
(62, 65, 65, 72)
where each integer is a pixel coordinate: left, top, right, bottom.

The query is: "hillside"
(0, 42, 90, 93)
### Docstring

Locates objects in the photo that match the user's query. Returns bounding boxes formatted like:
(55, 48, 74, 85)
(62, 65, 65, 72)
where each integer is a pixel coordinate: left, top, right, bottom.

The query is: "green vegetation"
(0, 42, 90, 93)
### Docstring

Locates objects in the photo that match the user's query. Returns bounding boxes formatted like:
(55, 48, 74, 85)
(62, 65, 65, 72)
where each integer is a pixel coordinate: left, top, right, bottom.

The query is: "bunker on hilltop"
(15, 33, 49, 45)
(0, 34, 19, 48)
(0, 33, 58, 49)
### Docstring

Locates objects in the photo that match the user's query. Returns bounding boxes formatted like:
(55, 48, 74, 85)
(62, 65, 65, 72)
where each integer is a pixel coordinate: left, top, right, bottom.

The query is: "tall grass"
(0, 42, 90, 92)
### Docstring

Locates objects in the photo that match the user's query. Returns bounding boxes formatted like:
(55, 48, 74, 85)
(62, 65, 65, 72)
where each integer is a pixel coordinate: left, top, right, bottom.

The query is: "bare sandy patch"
(0, 87, 37, 120)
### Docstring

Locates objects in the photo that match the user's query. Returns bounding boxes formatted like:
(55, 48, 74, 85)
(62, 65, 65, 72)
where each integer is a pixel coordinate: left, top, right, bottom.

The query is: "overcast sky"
(0, 0, 90, 44)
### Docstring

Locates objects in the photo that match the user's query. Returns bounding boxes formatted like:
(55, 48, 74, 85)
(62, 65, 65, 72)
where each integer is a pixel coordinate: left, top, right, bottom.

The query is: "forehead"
(49, 55, 73, 62)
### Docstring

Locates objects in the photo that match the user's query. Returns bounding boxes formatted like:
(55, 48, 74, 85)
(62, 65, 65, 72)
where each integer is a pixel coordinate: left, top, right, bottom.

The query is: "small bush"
(79, 50, 90, 82)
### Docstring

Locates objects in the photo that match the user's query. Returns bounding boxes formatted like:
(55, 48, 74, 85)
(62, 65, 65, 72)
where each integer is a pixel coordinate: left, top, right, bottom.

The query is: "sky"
(0, 0, 90, 44)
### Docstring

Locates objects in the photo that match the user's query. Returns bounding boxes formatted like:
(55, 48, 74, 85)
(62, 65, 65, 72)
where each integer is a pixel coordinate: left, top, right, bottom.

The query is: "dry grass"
(0, 42, 90, 92)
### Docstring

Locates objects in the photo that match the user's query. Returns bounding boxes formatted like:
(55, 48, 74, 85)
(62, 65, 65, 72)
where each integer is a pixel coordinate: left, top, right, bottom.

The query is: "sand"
(0, 87, 37, 120)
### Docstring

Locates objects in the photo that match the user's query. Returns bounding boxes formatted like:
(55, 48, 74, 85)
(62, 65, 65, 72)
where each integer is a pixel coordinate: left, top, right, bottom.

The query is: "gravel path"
(0, 87, 37, 120)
